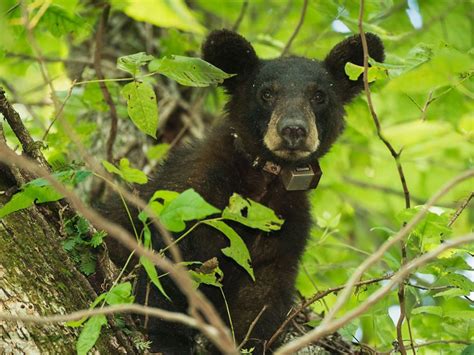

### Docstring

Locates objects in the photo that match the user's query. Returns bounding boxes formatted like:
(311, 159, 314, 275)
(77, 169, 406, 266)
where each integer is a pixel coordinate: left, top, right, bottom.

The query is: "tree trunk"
(0, 174, 134, 354)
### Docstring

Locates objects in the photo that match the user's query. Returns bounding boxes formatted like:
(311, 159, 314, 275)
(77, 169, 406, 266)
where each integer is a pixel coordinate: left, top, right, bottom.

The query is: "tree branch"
(0, 87, 50, 170)
(357, 1, 413, 352)
(281, 0, 309, 56)
(274, 169, 473, 354)
(232, 0, 249, 31)
(94, 5, 119, 162)
(275, 232, 474, 354)
(266, 274, 393, 349)
(0, 303, 219, 338)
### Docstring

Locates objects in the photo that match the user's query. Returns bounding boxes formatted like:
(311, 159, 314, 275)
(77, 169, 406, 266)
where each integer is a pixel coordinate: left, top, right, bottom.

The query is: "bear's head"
(202, 30, 384, 166)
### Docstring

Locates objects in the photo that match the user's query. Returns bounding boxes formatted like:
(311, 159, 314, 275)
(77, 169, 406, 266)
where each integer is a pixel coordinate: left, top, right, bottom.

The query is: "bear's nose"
(279, 125, 307, 149)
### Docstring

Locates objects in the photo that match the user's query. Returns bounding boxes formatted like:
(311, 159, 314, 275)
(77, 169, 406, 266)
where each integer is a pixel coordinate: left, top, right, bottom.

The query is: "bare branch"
(232, 0, 249, 31)
(0, 304, 214, 334)
(281, 0, 309, 56)
(94, 5, 119, 162)
(239, 305, 268, 350)
(357, 0, 413, 351)
(275, 232, 474, 354)
(274, 169, 473, 354)
(42, 80, 77, 141)
(448, 192, 473, 227)
(0, 88, 50, 169)
(267, 274, 393, 349)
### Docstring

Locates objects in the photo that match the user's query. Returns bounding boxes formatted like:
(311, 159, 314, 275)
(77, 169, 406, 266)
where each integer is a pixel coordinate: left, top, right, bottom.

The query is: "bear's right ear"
(202, 29, 259, 92)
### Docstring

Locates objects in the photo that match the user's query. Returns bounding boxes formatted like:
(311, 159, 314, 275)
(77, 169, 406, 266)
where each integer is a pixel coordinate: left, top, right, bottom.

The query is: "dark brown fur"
(101, 30, 384, 353)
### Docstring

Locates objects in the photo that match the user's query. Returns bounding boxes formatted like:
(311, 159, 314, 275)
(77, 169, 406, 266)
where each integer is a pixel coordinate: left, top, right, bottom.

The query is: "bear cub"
(104, 29, 384, 353)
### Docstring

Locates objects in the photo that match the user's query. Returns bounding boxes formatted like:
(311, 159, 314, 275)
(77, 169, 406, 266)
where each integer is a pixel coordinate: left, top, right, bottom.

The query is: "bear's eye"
(261, 89, 274, 101)
(311, 90, 325, 104)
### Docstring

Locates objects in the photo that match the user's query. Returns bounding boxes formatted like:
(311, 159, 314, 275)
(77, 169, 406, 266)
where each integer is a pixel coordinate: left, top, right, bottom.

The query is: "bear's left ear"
(202, 29, 259, 93)
(324, 33, 384, 103)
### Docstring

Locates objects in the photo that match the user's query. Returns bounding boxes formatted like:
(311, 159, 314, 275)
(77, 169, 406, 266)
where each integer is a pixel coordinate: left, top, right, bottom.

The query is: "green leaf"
(159, 189, 220, 232)
(102, 158, 148, 184)
(115, 0, 205, 34)
(222, 194, 284, 232)
(442, 273, 474, 292)
(105, 282, 135, 305)
(121, 81, 158, 138)
(150, 190, 180, 204)
(39, 4, 87, 38)
(119, 158, 148, 184)
(140, 256, 170, 300)
(344, 62, 387, 82)
(76, 314, 107, 355)
(79, 253, 96, 276)
(204, 220, 255, 281)
(397, 207, 452, 251)
(461, 344, 474, 355)
(445, 310, 474, 320)
(189, 267, 223, 288)
(433, 287, 467, 299)
(89, 231, 107, 248)
(411, 306, 443, 317)
(117, 52, 154, 76)
(0, 184, 62, 219)
(0, 193, 35, 219)
(147, 143, 169, 161)
(149, 55, 235, 87)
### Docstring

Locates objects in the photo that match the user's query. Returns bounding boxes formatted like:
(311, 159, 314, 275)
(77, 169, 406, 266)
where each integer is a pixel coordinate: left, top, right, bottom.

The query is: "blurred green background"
(0, 0, 472, 353)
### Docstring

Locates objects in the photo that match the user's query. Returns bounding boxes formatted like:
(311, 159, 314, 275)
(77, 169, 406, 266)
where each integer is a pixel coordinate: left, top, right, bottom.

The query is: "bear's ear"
(202, 29, 259, 92)
(324, 33, 384, 103)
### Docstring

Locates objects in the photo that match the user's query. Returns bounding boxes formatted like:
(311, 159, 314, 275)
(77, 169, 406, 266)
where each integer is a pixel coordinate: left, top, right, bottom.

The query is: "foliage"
(0, 0, 472, 354)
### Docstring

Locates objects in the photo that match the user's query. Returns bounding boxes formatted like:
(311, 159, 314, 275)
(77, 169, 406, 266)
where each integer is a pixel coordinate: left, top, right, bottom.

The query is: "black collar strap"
(231, 131, 323, 191)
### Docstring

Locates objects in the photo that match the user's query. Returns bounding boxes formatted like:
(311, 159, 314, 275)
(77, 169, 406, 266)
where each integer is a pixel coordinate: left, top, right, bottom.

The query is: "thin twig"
(42, 79, 76, 141)
(357, 1, 413, 352)
(93, 5, 119, 162)
(275, 231, 474, 354)
(0, 87, 50, 169)
(5, 52, 93, 65)
(410, 339, 472, 349)
(0, 303, 213, 333)
(275, 170, 473, 354)
(281, 0, 309, 56)
(448, 192, 473, 227)
(238, 305, 268, 350)
(266, 274, 393, 349)
(232, 0, 249, 31)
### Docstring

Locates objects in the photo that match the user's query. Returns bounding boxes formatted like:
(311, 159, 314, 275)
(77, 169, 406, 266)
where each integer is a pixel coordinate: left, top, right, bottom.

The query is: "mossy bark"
(0, 175, 134, 354)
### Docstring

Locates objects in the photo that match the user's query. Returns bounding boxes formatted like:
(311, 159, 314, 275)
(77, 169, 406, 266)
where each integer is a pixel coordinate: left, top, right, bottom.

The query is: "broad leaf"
(117, 52, 154, 76)
(115, 0, 205, 34)
(102, 158, 148, 184)
(159, 189, 220, 232)
(345, 62, 388, 82)
(0, 170, 90, 218)
(121, 81, 158, 138)
(105, 282, 134, 305)
(205, 219, 255, 281)
(140, 256, 170, 300)
(76, 314, 107, 355)
(222, 194, 284, 232)
(411, 306, 443, 317)
(149, 55, 235, 87)
(189, 266, 223, 288)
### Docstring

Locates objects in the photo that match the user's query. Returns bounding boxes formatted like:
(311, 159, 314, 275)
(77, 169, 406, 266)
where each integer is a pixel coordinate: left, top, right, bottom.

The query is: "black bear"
(103, 29, 384, 353)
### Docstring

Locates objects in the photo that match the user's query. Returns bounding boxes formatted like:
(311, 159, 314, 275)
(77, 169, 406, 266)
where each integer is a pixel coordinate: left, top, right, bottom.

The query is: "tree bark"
(0, 174, 133, 354)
